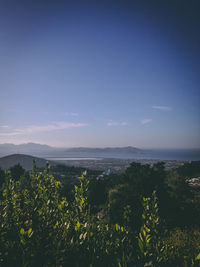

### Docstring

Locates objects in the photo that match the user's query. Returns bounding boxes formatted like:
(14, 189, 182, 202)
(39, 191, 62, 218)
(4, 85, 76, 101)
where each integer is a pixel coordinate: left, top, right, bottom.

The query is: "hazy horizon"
(0, 1, 200, 149)
(0, 142, 200, 151)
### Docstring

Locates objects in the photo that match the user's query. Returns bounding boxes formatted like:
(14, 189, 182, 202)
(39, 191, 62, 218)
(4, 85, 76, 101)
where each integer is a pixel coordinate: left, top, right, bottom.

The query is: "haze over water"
(46, 149, 200, 161)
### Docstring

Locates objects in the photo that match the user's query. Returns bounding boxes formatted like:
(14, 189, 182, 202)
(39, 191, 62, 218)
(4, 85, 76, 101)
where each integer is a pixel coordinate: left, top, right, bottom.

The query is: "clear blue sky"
(0, 0, 199, 148)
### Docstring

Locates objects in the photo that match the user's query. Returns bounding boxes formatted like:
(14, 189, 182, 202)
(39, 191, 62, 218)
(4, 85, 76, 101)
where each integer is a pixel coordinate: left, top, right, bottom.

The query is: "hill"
(0, 143, 56, 157)
(0, 143, 142, 158)
(0, 154, 56, 171)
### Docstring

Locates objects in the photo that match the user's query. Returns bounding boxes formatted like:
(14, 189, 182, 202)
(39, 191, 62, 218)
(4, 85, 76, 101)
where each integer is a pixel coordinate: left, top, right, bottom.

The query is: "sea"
(46, 149, 200, 161)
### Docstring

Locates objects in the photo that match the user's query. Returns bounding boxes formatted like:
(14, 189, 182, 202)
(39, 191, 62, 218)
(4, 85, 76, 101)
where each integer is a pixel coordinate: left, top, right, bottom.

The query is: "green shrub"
(0, 163, 199, 266)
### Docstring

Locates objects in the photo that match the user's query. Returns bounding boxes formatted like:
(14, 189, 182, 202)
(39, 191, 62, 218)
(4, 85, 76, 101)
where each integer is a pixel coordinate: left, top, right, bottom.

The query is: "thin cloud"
(0, 122, 88, 136)
(107, 120, 128, 126)
(0, 125, 9, 128)
(141, 119, 152, 125)
(0, 132, 19, 136)
(152, 105, 172, 111)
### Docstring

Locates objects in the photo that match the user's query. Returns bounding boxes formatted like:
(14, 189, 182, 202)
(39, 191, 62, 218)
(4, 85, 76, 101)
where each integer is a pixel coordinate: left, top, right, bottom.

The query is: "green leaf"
(196, 253, 200, 260)
(115, 224, 120, 231)
(28, 228, 32, 235)
(80, 198, 85, 206)
(74, 185, 78, 192)
(28, 228, 33, 237)
(55, 181, 61, 187)
(144, 224, 150, 233)
(75, 221, 80, 231)
(54, 221, 59, 229)
(20, 228, 25, 235)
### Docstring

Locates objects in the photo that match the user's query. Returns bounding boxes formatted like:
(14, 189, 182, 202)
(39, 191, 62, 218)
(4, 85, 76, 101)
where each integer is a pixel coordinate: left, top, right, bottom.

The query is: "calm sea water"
(46, 149, 200, 161)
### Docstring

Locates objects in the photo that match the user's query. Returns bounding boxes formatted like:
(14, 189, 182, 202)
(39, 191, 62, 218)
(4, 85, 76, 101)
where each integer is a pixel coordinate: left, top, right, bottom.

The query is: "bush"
(0, 163, 199, 266)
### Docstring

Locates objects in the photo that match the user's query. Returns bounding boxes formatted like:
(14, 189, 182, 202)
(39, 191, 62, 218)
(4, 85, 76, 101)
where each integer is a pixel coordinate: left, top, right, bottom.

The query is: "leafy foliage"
(0, 161, 200, 266)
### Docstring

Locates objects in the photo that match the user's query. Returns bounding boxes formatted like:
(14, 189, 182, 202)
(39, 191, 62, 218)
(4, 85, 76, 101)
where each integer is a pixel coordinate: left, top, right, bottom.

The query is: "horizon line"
(0, 142, 199, 150)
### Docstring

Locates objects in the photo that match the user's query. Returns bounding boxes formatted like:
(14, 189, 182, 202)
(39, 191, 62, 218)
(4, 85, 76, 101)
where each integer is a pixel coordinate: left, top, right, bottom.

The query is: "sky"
(0, 0, 200, 148)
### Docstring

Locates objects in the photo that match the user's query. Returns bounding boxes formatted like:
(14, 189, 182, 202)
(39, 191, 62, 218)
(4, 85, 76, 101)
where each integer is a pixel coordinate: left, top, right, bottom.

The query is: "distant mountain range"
(0, 143, 142, 157)
(0, 143, 54, 156)
(0, 144, 199, 162)
(0, 154, 56, 171)
(0, 144, 142, 171)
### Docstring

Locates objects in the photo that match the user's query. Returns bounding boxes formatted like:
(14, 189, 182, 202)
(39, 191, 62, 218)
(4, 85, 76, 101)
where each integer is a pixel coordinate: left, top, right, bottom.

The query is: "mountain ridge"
(0, 143, 142, 157)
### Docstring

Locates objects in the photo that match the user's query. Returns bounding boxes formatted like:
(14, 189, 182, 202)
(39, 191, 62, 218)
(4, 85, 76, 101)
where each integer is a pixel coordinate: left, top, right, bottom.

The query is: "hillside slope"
(0, 154, 56, 170)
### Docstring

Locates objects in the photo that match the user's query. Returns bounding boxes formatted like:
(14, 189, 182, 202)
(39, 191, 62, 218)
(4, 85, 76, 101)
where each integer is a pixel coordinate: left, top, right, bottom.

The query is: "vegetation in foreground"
(0, 161, 200, 266)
